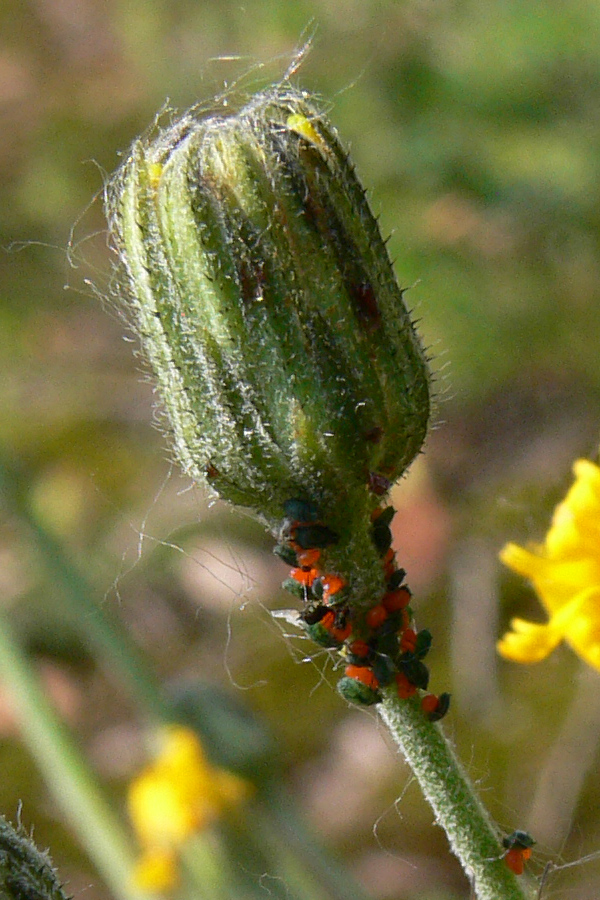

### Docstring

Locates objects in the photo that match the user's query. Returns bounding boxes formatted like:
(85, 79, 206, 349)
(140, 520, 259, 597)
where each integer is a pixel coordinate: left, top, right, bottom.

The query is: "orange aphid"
(290, 567, 318, 586)
(382, 587, 411, 612)
(383, 549, 396, 578)
(331, 621, 352, 642)
(365, 604, 388, 630)
(396, 672, 417, 699)
(322, 574, 346, 599)
(296, 547, 321, 567)
(320, 611, 336, 630)
(504, 848, 526, 876)
(400, 628, 417, 653)
(421, 694, 439, 715)
(344, 665, 379, 690)
(349, 639, 370, 657)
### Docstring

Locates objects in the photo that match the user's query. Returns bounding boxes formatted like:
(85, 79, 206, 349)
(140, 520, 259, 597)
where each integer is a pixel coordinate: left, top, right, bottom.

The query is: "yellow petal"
(499, 542, 545, 579)
(546, 460, 600, 558)
(499, 457, 600, 671)
(128, 725, 252, 855)
(497, 617, 562, 664)
(498, 588, 600, 665)
(562, 587, 600, 672)
(132, 848, 179, 892)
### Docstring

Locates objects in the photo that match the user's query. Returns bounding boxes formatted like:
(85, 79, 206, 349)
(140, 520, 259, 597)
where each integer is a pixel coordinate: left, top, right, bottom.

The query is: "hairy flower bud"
(0, 815, 67, 900)
(107, 86, 430, 527)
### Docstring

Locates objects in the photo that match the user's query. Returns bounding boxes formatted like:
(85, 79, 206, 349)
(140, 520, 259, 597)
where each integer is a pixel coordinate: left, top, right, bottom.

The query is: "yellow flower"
(128, 725, 251, 891)
(498, 458, 600, 670)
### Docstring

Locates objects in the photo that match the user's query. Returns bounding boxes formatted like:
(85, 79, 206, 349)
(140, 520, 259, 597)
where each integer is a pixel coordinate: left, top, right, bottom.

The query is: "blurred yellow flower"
(498, 458, 600, 671)
(128, 725, 251, 891)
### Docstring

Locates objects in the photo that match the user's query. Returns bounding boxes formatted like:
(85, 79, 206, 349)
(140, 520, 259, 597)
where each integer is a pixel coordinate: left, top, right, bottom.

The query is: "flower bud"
(0, 815, 68, 900)
(107, 86, 430, 527)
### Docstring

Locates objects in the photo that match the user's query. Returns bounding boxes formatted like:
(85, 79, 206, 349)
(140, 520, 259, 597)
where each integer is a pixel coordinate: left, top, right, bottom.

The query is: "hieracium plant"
(106, 82, 535, 900)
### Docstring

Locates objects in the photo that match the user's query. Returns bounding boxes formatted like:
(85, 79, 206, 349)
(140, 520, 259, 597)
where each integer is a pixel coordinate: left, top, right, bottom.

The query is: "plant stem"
(0, 609, 150, 900)
(0, 459, 168, 723)
(379, 687, 535, 900)
(260, 783, 372, 900)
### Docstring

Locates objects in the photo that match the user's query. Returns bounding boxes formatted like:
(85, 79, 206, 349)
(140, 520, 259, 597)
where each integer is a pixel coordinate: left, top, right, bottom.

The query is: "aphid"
(300, 604, 330, 626)
(382, 547, 396, 578)
(396, 671, 418, 698)
(421, 692, 451, 722)
(348, 639, 370, 659)
(296, 547, 321, 568)
(273, 542, 299, 567)
(387, 568, 407, 590)
(371, 653, 396, 686)
(400, 628, 418, 653)
(382, 587, 411, 612)
(414, 629, 432, 659)
(398, 657, 430, 690)
(337, 666, 381, 706)
(365, 604, 388, 630)
(290, 566, 319, 587)
(371, 520, 393, 555)
(281, 576, 307, 601)
(302, 606, 351, 646)
(321, 573, 346, 601)
(374, 506, 395, 528)
(292, 523, 338, 549)
(502, 831, 535, 876)
(283, 498, 320, 522)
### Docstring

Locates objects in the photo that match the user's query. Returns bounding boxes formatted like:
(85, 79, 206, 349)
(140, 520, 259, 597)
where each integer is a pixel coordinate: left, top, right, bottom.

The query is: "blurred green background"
(2, 0, 600, 898)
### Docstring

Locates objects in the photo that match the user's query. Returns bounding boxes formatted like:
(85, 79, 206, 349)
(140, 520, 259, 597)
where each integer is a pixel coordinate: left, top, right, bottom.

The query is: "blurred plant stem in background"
(0, 457, 373, 900)
(0, 458, 168, 724)
(0, 607, 146, 900)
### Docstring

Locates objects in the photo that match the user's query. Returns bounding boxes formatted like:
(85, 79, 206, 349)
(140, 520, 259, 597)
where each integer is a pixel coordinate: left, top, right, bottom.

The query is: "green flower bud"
(107, 85, 430, 528)
(0, 815, 68, 900)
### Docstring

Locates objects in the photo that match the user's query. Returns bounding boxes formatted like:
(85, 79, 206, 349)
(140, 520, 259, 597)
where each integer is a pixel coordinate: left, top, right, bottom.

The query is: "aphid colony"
(275, 498, 450, 718)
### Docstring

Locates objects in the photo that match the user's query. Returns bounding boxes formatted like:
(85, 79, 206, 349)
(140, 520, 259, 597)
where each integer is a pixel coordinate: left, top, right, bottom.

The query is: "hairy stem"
(379, 688, 535, 900)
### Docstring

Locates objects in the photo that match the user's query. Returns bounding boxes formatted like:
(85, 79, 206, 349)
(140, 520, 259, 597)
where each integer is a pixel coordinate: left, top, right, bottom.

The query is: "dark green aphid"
(283, 498, 320, 522)
(376, 506, 395, 528)
(292, 524, 339, 549)
(502, 831, 535, 851)
(337, 676, 381, 706)
(281, 577, 307, 601)
(415, 629, 433, 659)
(371, 522, 392, 555)
(307, 622, 341, 648)
(273, 543, 299, 567)
(398, 657, 430, 691)
(387, 569, 407, 591)
(371, 653, 396, 686)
